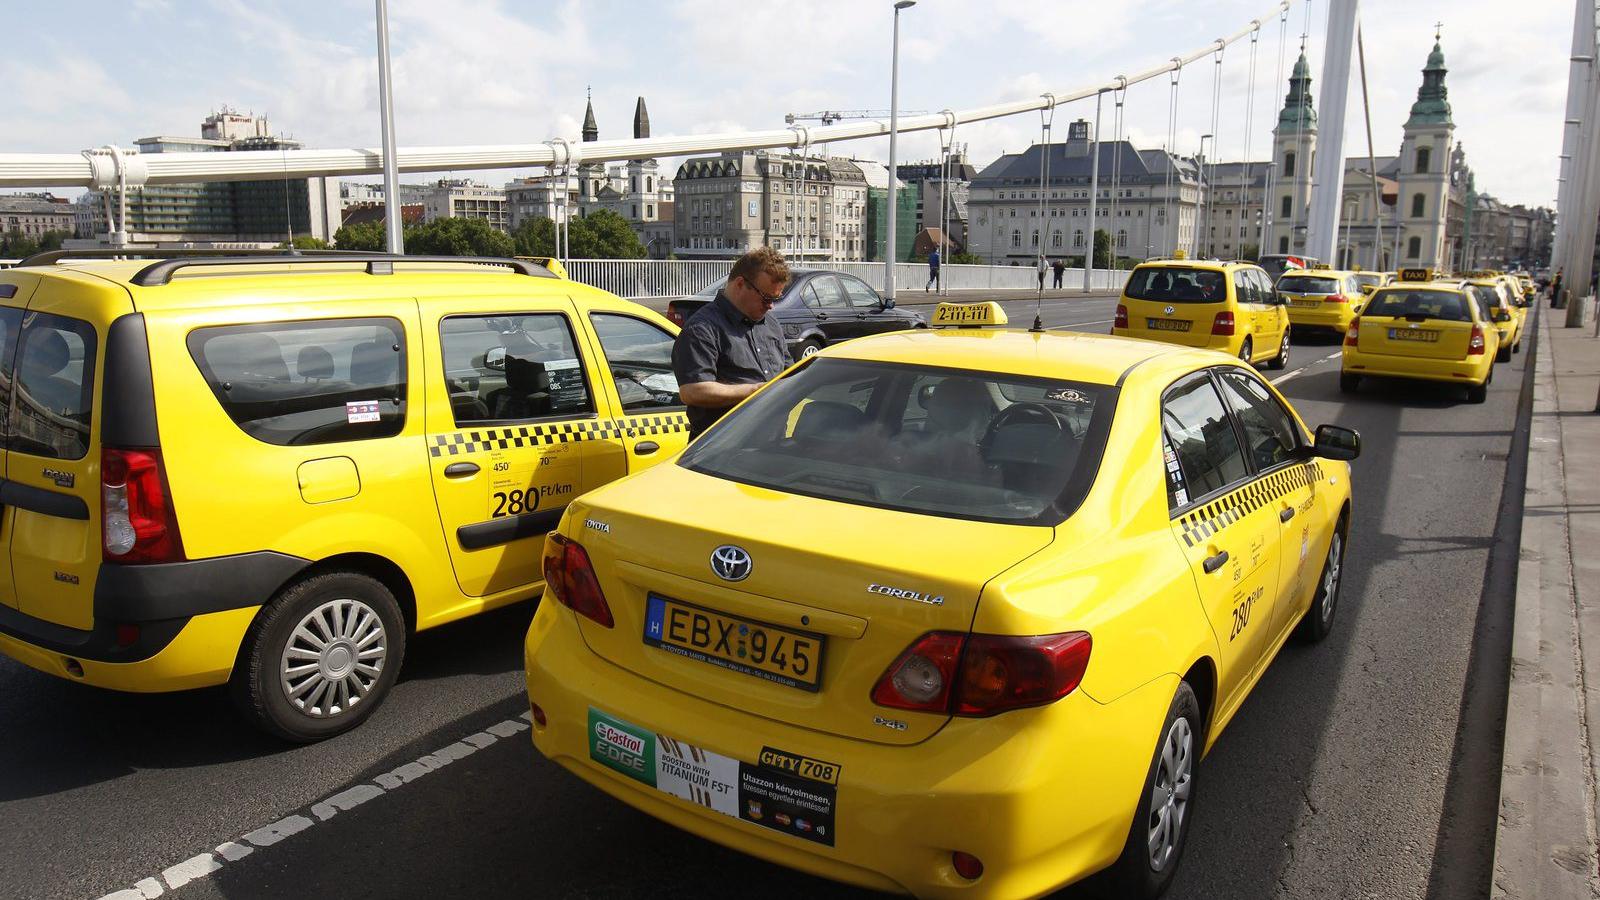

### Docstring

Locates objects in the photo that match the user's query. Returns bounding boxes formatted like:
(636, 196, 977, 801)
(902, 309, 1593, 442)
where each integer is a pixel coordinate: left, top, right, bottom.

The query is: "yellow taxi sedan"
(1278, 267, 1365, 335)
(1341, 270, 1499, 402)
(1463, 275, 1523, 361)
(526, 302, 1359, 898)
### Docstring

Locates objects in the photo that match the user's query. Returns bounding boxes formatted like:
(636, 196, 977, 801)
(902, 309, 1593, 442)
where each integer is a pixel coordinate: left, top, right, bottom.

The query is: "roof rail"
(129, 254, 553, 286)
(16, 247, 354, 268)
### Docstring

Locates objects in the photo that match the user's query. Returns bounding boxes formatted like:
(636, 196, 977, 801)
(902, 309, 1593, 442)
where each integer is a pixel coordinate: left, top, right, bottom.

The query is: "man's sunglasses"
(739, 277, 785, 303)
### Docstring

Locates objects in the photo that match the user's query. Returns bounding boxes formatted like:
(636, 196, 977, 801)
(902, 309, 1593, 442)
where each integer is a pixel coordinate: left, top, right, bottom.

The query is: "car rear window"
(1364, 289, 1472, 322)
(1277, 276, 1339, 294)
(6, 312, 96, 460)
(1470, 285, 1512, 321)
(678, 358, 1115, 525)
(188, 317, 407, 446)
(1124, 266, 1226, 303)
(1353, 273, 1383, 290)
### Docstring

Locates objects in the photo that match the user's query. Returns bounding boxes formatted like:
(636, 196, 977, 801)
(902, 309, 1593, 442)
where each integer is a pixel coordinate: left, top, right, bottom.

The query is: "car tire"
(1295, 518, 1346, 643)
(1496, 344, 1512, 363)
(1267, 332, 1291, 370)
(1339, 373, 1361, 394)
(1108, 681, 1202, 900)
(230, 571, 407, 743)
(1238, 336, 1253, 365)
(1466, 367, 1491, 404)
(1513, 339, 1522, 354)
(793, 338, 824, 363)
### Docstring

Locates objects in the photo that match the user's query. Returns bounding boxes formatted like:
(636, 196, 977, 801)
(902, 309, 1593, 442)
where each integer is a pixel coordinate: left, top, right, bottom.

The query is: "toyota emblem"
(710, 545, 753, 582)
(1164, 305, 1175, 315)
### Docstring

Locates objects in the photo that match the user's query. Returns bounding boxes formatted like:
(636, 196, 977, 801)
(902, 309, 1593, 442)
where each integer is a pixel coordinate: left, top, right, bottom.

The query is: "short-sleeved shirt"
(672, 290, 790, 438)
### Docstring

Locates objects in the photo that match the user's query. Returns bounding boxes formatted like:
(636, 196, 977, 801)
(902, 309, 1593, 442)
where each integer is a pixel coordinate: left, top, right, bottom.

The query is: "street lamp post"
(1197, 134, 1213, 257)
(885, 0, 916, 300)
(374, 0, 403, 254)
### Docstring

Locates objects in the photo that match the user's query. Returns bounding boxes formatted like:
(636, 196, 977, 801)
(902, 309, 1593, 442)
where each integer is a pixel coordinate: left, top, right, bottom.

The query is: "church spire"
(1406, 39, 1453, 128)
(582, 86, 598, 142)
(632, 96, 650, 140)
(1277, 52, 1317, 131)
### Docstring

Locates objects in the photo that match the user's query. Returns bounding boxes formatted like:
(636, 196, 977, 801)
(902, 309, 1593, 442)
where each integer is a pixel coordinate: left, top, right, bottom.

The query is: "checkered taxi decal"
(1177, 461, 1326, 547)
(429, 412, 689, 456)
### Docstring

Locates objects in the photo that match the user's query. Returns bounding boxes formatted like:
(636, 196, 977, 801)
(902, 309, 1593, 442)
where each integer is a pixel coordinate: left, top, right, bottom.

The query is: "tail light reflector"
(872, 631, 1092, 717)
(1211, 311, 1235, 336)
(1345, 318, 1361, 346)
(102, 448, 184, 564)
(952, 852, 984, 880)
(542, 534, 614, 627)
(1113, 304, 1129, 329)
(665, 302, 685, 326)
(1324, 293, 1349, 303)
(1468, 324, 1486, 355)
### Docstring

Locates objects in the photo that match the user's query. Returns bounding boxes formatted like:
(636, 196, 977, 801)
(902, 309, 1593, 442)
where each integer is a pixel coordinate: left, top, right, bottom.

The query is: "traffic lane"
(0, 603, 536, 900)
(1168, 351, 1525, 899)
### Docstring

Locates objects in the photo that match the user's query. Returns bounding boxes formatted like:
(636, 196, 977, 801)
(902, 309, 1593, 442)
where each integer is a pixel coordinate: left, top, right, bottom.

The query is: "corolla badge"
(1164, 305, 1176, 315)
(710, 545, 753, 582)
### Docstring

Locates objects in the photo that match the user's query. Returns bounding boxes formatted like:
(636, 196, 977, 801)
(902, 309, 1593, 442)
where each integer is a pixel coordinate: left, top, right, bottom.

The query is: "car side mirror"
(882, 296, 896, 310)
(1313, 424, 1360, 461)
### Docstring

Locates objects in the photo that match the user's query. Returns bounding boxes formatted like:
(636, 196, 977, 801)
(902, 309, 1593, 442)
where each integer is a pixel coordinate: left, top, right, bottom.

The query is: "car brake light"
(1345, 318, 1360, 346)
(101, 448, 184, 564)
(1211, 311, 1235, 336)
(1468, 324, 1486, 355)
(872, 631, 1092, 717)
(1113, 304, 1129, 329)
(542, 533, 614, 627)
(1324, 293, 1348, 303)
(665, 302, 684, 326)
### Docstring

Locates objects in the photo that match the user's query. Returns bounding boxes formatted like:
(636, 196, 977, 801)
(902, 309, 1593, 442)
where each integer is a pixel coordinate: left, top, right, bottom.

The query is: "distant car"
(1113, 259, 1292, 370)
(1256, 253, 1320, 281)
(1277, 268, 1366, 336)
(665, 269, 927, 362)
(1341, 269, 1500, 403)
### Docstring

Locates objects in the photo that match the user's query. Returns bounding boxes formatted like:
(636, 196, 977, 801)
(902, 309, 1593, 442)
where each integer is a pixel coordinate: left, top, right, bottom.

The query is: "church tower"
(1398, 39, 1455, 268)
(1265, 51, 1317, 257)
(579, 88, 605, 203)
(626, 96, 661, 221)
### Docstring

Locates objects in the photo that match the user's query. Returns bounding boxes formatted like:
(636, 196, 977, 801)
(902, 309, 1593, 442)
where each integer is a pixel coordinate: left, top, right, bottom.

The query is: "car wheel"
(1267, 332, 1291, 370)
(1339, 373, 1361, 394)
(1238, 337, 1253, 365)
(1496, 344, 1512, 363)
(793, 338, 824, 363)
(1466, 366, 1491, 404)
(231, 571, 406, 743)
(1109, 682, 1201, 899)
(1296, 520, 1346, 643)
(1513, 339, 1522, 354)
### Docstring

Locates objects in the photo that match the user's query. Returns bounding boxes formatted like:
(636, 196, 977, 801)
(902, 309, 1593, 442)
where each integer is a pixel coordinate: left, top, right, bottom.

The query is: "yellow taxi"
(1340, 268, 1500, 402)
(1462, 275, 1523, 361)
(1113, 259, 1291, 370)
(1352, 270, 1393, 297)
(0, 250, 689, 741)
(1277, 267, 1366, 335)
(526, 301, 1360, 898)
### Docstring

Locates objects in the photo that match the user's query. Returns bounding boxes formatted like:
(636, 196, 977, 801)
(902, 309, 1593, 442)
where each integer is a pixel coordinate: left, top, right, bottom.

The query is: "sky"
(0, 0, 1574, 209)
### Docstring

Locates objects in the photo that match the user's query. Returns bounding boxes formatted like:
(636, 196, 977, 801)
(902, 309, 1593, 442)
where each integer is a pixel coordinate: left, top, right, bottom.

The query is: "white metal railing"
(560, 258, 1129, 299)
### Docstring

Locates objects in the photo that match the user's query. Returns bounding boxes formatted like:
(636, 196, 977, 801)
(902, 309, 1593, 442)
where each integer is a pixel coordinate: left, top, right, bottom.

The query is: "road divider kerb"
(91, 712, 534, 900)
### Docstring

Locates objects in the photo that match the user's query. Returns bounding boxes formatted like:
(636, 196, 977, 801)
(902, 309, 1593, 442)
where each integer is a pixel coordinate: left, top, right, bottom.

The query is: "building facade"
(420, 179, 509, 232)
(0, 194, 76, 238)
(671, 150, 868, 261)
(573, 95, 675, 255)
(895, 148, 975, 252)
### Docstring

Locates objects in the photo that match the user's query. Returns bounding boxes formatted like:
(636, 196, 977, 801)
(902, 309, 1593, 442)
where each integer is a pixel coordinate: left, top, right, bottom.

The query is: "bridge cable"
(1262, 6, 1290, 254)
(1203, 42, 1227, 257)
(1108, 78, 1127, 268)
(1164, 61, 1182, 256)
(1236, 23, 1262, 261)
(1083, 89, 1104, 292)
(936, 110, 958, 295)
(1034, 96, 1057, 330)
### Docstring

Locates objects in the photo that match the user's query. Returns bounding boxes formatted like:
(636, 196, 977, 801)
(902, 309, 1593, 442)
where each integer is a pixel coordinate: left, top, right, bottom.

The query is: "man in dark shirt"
(672, 247, 792, 439)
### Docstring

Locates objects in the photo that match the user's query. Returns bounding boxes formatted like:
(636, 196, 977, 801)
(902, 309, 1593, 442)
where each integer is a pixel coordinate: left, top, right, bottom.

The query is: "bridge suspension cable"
(0, 2, 1291, 190)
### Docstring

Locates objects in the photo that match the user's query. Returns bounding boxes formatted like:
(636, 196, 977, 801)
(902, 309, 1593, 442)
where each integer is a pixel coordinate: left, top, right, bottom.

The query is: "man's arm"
(672, 319, 760, 410)
(679, 380, 762, 407)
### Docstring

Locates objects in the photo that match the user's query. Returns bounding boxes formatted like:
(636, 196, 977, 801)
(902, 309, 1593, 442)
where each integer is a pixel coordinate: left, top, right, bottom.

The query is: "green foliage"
(511, 217, 558, 257)
(949, 251, 983, 265)
(0, 229, 70, 259)
(1240, 243, 1260, 262)
(1093, 229, 1112, 269)
(405, 217, 515, 257)
(509, 210, 645, 260)
(278, 235, 330, 250)
(333, 220, 386, 251)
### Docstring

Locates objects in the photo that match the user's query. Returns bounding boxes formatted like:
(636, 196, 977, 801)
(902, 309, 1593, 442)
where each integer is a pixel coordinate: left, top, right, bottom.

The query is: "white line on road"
(1271, 350, 1343, 385)
(91, 712, 534, 900)
(1048, 319, 1114, 330)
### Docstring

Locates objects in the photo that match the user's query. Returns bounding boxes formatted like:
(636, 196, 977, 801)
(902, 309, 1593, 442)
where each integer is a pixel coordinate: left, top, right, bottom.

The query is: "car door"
(423, 300, 602, 598)
(806, 275, 858, 344)
(839, 274, 897, 336)
(1162, 371, 1281, 708)
(0, 272, 37, 612)
(581, 311, 691, 483)
(1257, 269, 1288, 344)
(1232, 269, 1265, 359)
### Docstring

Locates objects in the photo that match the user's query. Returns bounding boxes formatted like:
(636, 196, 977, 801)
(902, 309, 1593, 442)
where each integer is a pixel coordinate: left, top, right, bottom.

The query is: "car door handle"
(856, 313, 868, 319)
(1280, 507, 1295, 522)
(443, 462, 479, 478)
(1203, 550, 1230, 574)
(633, 441, 659, 456)
(816, 312, 829, 320)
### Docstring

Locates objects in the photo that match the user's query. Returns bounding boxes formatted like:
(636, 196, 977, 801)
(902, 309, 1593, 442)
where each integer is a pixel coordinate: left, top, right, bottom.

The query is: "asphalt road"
(0, 295, 1524, 900)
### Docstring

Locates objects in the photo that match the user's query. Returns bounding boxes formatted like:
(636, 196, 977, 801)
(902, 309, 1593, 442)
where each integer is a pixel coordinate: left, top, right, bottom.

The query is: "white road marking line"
(1271, 350, 1343, 385)
(1048, 319, 1115, 330)
(91, 714, 532, 900)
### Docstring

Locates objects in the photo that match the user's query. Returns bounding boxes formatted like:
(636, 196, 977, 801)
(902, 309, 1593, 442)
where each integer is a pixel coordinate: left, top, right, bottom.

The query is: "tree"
(278, 235, 330, 250)
(404, 216, 514, 257)
(511, 217, 558, 257)
(334, 220, 385, 251)
(0, 229, 68, 260)
(580, 209, 646, 259)
(950, 251, 983, 265)
(1240, 243, 1260, 261)
(510, 211, 646, 260)
(1093, 229, 1113, 269)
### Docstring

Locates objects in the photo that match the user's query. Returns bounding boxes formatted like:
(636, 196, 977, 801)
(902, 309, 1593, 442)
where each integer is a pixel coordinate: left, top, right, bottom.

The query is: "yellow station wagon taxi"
(1114, 259, 1292, 371)
(0, 251, 689, 741)
(526, 301, 1360, 898)
(1340, 268, 1499, 402)
(1462, 275, 1523, 361)
(1277, 267, 1366, 335)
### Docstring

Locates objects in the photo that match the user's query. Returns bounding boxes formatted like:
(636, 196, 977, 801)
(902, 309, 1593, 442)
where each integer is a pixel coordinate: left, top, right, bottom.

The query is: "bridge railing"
(560, 259, 1130, 300)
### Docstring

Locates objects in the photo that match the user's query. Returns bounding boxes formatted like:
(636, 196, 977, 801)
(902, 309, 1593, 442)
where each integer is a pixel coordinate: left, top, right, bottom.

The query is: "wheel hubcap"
(280, 598, 387, 719)
(801, 343, 819, 358)
(1147, 716, 1193, 871)
(1321, 533, 1342, 626)
(1240, 339, 1252, 361)
(1280, 334, 1290, 359)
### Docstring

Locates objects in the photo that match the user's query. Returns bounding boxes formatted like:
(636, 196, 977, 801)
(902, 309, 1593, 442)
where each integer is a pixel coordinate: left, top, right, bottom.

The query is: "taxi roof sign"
(932, 301, 1008, 328)
(1397, 267, 1433, 283)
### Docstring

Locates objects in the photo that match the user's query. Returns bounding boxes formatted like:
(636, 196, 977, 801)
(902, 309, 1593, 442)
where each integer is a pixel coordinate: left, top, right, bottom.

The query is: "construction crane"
(785, 110, 930, 126)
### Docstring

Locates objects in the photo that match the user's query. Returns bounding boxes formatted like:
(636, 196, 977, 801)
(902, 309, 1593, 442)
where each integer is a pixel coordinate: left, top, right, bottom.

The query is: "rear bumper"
(1341, 347, 1493, 385)
(0, 606, 260, 692)
(1111, 326, 1233, 354)
(1287, 305, 1357, 331)
(524, 601, 1174, 898)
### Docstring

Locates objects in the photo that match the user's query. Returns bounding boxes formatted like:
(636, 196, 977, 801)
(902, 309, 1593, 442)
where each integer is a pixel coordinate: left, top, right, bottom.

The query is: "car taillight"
(1325, 293, 1348, 303)
(872, 631, 1091, 717)
(1113, 303, 1128, 329)
(665, 302, 684, 326)
(1345, 318, 1360, 346)
(1468, 324, 1486, 355)
(1211, 311, 1235, 336)
(101, 448, 184, 564)
(542, 533, 614, 627)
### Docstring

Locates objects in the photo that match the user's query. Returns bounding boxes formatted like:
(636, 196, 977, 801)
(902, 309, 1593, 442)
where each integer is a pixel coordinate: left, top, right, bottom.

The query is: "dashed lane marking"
(1270, 350, 1343, 385)
(91, 712, 534, 900)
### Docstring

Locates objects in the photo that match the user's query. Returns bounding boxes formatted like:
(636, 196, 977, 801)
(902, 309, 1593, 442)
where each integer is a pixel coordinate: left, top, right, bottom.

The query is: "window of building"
(1411, 193, 1426, 218)
(1279, 236, 1290, 254)
(1407, 236, 1422, 259)
(1416, 146, 1431, 173)
(1073, 229, 1085, 248)
(1283, 150, 1296, 177)
(748, 200, 758, 217)
(1031, 230, 1039, 247)
(1117, 229, 1127, 248)
(1052, 230, 1063, 248)
(1281, 195, 1292, 218)
(1011, 230, 1021, 248)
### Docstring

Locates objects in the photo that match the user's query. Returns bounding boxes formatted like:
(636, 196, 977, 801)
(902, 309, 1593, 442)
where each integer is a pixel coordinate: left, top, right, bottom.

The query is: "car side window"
(810, 276, 849, 309)
(840, 276, 881, 309)
(0, 306, 26, 449)
(439, 314, 595, 427)
(9, 311, 97, 460)
(1161, 373, 1249, 504)
(1254, 270, 1277, 302)
(1233, 271, 1256, 305)
(1216, 370, 1300, 471)
(800, 281, 823, 309)
(188, 317, 404, 446)
(589, 313, 683, 412)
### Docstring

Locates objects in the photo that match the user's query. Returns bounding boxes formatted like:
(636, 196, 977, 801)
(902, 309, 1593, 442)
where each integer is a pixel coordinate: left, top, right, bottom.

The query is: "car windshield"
(1278, 276, 1339, 294)
(1365, 288, 1472, 322)
(1353, 274, 1383, 290)
(1124, 267, 1226, 303)
(678, 358, 1115, 525)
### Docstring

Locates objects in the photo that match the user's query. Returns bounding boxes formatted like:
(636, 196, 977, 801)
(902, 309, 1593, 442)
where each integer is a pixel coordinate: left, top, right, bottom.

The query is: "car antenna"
(1031, 270, 1046, 332)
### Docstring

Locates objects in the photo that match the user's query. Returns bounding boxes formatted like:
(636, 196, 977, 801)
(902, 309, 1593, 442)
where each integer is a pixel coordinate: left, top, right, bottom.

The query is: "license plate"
(1292, 300, 1321, 309)
(1388, 328, 1439, 342)
(644, 594, 824, 691)
(1146, 318, 1191, 332)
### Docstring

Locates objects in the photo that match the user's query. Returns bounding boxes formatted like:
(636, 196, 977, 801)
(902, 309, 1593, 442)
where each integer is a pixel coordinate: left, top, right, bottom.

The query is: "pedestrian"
(1036, 255, 1047, 291)
(672, 246, 793, 440)
(1051, 257, 1066, 289)
(1550, 268, 1564, 308)
(926, 246, 941, 293)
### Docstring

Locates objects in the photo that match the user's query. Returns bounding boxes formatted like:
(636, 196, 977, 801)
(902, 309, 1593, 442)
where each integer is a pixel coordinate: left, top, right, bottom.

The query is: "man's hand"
(680, 380, 763, 408)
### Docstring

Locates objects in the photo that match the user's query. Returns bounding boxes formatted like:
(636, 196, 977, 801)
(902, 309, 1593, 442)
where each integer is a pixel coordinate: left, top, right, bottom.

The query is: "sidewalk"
(1494, 298, 1600, 898)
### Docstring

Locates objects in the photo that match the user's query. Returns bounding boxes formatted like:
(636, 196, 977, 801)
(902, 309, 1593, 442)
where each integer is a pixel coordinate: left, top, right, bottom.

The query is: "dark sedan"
(665, 268, 927, 361)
